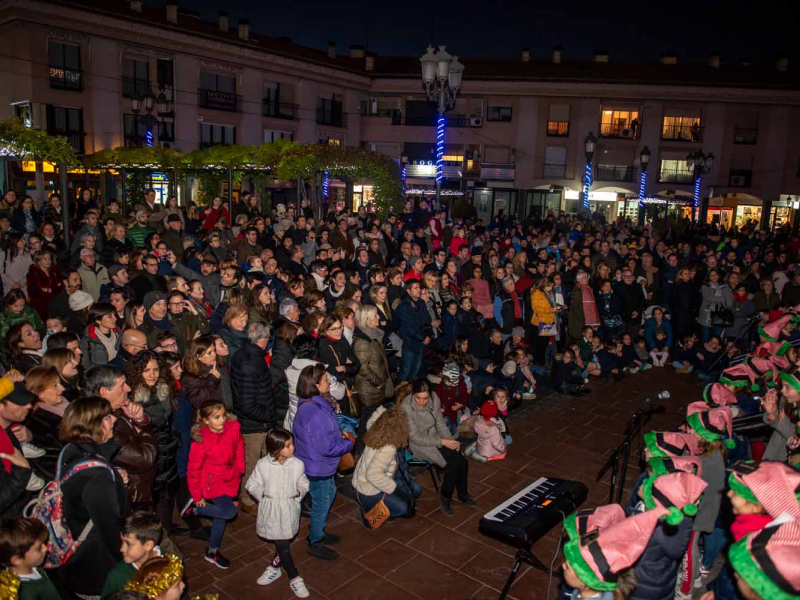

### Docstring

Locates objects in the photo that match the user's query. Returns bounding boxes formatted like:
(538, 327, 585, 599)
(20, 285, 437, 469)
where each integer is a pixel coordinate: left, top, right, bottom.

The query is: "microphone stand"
(596, 404, 657, 504)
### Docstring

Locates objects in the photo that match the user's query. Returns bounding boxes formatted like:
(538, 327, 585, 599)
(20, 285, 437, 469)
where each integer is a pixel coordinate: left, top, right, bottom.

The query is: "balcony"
(480, 163, 516, 181)
(123, 77, 150, 99)
(316, 108, 346, 128)
(547, 121, 570, 137)
(49, 67, 82, 91)
(658, 169, 694, 185)
(543, 163, 567, 178)
(599, 123, 639, 139)
(262, 100, 299, 120)
(401, 114, 476, 127)
(733, 127, 758, 145)
(728, 169, 753, 187)
(198, 88, 240, 112)
(661, 123, 703, 142)
(51, 131, 84, 154)
(596, 165, 634, 182)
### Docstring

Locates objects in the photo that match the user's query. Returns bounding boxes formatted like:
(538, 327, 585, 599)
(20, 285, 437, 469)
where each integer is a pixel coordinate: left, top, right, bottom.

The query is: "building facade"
(2, 0, 800, 227)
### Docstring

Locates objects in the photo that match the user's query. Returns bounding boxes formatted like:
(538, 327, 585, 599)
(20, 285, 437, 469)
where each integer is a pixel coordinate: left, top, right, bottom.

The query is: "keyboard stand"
(498, 545, 552, 600)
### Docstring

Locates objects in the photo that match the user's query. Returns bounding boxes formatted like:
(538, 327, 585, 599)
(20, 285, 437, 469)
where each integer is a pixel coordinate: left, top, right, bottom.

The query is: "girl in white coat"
(246, 428, 310, 598)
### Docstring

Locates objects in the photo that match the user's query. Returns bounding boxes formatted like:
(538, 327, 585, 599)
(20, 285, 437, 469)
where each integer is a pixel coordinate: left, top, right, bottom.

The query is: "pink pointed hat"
(745, 356, 780, 388)
(729, 461, 800, 521)
(564, 503, 627, 542)
(729, 521, 800, 599)
(758, 313, 793, 342)
(648, 456, 703, 478)
(686, 402, 736, 449)
(643, 431, 702, 458)
(702, 383, 738, 407)
(641, 471, 708, 525)
(720, 364, 759, 392)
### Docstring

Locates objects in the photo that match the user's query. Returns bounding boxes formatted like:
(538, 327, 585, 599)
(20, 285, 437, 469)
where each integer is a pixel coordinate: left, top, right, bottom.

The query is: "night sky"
(147, 0, 800, 66)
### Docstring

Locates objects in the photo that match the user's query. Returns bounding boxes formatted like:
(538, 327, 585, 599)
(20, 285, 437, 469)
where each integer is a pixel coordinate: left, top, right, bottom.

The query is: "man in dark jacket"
(395, 279, 430, 381)
(229, 322, 275, 517)
(616, 269, 646, 338)
(0, 383, 35, 519)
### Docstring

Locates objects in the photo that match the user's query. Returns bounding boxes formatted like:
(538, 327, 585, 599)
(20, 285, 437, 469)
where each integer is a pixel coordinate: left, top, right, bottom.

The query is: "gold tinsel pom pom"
(124, 553, 183, 598)
(0, 569, 20, 600)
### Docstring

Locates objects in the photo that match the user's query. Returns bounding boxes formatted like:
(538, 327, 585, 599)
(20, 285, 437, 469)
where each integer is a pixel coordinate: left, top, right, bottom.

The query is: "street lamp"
(420, 45, 464, 211)
(581, 132, 597, 213)
(638, 146, 651, 225)
(687, 150, 714, 221)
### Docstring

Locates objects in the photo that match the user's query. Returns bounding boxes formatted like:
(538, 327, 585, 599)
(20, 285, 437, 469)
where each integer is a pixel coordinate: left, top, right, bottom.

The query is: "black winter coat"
(133, 383, 178, 495)
(230, 340, 276, 432)
(58, 440, 129, 597)
(24, 407, 63, 480)
(616, 281, 646, 322)
(318, 336, 361, 387)
(270, 338, 294, 425)
(0, 428, 31, 519)
(629, 518, 693, 600)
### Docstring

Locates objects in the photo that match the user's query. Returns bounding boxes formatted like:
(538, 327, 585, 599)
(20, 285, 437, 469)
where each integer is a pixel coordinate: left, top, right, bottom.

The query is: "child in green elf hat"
(728, 521, 800, 600)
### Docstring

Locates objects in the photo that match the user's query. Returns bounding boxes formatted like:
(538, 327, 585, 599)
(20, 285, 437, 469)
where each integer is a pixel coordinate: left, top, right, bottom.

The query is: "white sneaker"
(21, 442, 45, 459)
(257, 565, 282, 586)
(290, 576, 310, 598)
(26, 472, 45, 492)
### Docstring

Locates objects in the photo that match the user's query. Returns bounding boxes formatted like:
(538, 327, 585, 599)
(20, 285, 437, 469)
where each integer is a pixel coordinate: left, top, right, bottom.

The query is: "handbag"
(363, 494, 391, 529)
(329, 346, 361, 417)
(537, 322, 557, 337)
(709, 304, 735, 328)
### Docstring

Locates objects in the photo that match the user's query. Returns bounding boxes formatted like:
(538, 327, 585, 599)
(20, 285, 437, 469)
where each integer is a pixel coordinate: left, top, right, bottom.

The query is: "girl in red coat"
(184, 399, 245, 570)
(26, 250, 62, 320)
(200, 197, 231, 231)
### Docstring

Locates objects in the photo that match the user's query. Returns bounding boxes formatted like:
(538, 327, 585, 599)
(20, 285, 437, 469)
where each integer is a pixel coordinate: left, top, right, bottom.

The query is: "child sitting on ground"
(0, 517, 59, 600)
(553, 350, 590, 397)
(619, 333, 645, 374)
(103, 511, 163, 598)
(649, 328, 670, 366)
(577, 327, 596, 367)
(672, 335, 698, 373)
(469, 400, 506, 462)
(634, 336, 650, 367)
(597, 340, 624, 382)
(491, 387, 514, 446)
(434, 362, 468, 435)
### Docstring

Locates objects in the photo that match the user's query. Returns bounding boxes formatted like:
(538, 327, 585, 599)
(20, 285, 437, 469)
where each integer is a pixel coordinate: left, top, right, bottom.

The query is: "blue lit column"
(687, 150, 713, 222)
(638, 146, 651, 226)
(322, 170, 329, 198)
(436, 115, 445, 204)
(582, 132, 597, 214)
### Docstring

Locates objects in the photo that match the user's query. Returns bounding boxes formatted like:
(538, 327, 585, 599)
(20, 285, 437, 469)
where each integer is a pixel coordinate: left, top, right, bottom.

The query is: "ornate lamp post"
(687, 150, 714, 222)
(420, 45, 464, 210)
(638, 145, 651, 225)
(581, 132, 597, 213)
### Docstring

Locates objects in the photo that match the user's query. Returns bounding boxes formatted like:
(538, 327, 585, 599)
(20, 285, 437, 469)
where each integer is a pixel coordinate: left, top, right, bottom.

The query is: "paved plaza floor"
(180, 367, 697, 600)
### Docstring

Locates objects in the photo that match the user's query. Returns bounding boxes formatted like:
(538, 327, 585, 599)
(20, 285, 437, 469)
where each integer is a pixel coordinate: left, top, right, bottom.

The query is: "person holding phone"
(166, 290, 210, 351)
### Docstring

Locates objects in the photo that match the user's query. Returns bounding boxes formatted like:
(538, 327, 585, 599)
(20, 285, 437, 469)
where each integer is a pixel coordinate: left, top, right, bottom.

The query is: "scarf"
(734, 290, 748, 304)
(509, 290, 522, 319)
(144, 312, 173, 331)
(359, 325, 383, 343)
(579, 284, 600, 327)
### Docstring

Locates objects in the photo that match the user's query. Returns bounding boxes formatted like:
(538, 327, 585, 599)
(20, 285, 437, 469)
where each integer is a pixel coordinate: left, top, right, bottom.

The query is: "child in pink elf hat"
(685, 402, 737, 451)
(638, 471, 707, 525)
(762, 370, 800, 462)
(643, 431, 701, 459)
(645, 455, 703, 479)
(702, 382, 738, 408)
(745, 356, 780, 390)
(756, 313, 793, 345)
(720, 364, 760, 393)
(727, 460, 798, 542)
(564, 503, 626, 543)
(562, 508, 669, 599)
(728, 520, 800, 600)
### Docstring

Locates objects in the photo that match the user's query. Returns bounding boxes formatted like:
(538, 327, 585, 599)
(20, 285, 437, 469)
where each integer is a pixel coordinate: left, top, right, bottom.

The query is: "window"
(158, 120, 175, 143)
(729, 155, 753, 187)
(487, 106, 512, 122)
(198, 73, 238, 111)
(547, 104, 570, 137)
(595, 165, 634, 182)
(200, 123, 235, 148)
(661, 115, 702, 141)
(123, 58, 149, 98)
(317, 131, 345, 145)
(49, 42, 81, 91)
(123, 114, 151, 147)
(156, 59, 174, 102)
(600, 109, 639, 138)
(263, 83, 297, 119)
(734, 110, 758, 144)
(46, 106, 83, 154)
(544, 146, 567, 178)
(317, 96, 343, 127)
(658, 159, 694, 184)
(264, 129, 293, 143)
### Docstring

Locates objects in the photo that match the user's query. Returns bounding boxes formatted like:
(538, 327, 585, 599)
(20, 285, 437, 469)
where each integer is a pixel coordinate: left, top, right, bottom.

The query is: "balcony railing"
(262, 100, 299, 120)
(316, 108, 345, 127)
(543, 163, 567, 178)
(198, 88, 240, 112)
(661, 123, 703, 142)
(400, 114, 476, 127)
(547, 121, 570, 137)
(50, 131, 84, 154)
(728, 169, 753, 187)
(733, 127, 758, 145)
(123, 77, 150, 99)
(595, 165, 634, 182)
(658, 169, 694, 184)
(599, 123, 639, 139)
(49, 67, 82, 91)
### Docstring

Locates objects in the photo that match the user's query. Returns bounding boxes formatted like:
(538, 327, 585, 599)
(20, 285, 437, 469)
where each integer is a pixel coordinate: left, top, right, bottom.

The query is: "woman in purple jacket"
(292, 363, 353, 562)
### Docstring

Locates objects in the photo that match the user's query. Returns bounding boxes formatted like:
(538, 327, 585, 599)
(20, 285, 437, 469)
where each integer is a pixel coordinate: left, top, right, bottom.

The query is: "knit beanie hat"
(564, 504, 626, 543)
(686, 401, 736, 449)
(640, 471, 707, 525)
(779, 367, 800, 395)
(643, 431, 701, 458)
(442, 362, 460, 385)
(501, 360, 517, 377)
(758, 313, 792, 342)
(143, 291, 167, 312)
(728, 521, 800, 600)
(648, 456, 703, 478)
(745, 356, 779, 388)
(720, 364, 759, 392)
(702, 383, 738, 407)
(480, 400, 498, 421)
(563, 508, 668, 592)
(68, 290, 93, 311)
(729, 461, 800, 521)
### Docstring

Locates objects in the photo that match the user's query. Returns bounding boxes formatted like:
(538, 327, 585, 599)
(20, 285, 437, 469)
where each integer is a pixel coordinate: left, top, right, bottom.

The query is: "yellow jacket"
(530, 290, 555, 326)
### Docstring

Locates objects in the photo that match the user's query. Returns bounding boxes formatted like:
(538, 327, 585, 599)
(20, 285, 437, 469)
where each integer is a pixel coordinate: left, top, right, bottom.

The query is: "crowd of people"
(0, 185, 796, 599)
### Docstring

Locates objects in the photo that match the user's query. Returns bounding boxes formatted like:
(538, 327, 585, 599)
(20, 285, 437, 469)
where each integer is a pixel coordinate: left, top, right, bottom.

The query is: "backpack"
(24, 446, 115, 569)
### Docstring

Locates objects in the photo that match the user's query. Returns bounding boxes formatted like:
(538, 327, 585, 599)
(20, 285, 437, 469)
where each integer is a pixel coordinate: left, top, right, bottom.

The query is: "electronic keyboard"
(479, 476, 588, 548)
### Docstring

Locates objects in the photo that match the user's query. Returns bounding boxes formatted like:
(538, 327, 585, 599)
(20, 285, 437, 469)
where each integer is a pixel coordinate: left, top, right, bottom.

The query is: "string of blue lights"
(436, 115, 445, 184)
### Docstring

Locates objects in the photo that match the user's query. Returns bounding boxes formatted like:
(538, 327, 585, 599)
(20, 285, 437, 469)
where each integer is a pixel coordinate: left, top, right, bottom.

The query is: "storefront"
(707, 194, 765, 228)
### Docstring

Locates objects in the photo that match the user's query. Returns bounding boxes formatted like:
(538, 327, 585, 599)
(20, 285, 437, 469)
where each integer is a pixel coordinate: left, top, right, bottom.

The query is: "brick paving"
(179, 368, 699, 600)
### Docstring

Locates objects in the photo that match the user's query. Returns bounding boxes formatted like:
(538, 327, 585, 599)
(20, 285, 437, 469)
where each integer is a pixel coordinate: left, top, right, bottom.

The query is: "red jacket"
(26, 264, 63, 320)
(434, 379, 468, 424)
(187, 419, 245, 502)
(201, 206, 230, 231)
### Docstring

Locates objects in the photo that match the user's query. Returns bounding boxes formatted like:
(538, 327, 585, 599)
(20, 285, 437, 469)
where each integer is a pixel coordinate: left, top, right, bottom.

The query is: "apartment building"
(2, 0, 800, 228)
